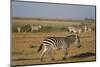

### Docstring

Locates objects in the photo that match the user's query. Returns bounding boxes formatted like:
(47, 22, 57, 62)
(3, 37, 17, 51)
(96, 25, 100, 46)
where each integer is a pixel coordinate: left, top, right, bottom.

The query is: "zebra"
(37, 34, 81, 61)
(87, 27, 92, 32)
(84, 25, 88, 32)
(31, 24, 42, 32)
(24, 24, 31, 32)
(17, 26, 21, 32)
(68, 26, 82, 34)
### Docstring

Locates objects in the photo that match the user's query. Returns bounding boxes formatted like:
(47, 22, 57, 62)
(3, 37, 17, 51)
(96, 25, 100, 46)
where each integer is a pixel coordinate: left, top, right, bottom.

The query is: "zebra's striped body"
(37, 35, 81, 61)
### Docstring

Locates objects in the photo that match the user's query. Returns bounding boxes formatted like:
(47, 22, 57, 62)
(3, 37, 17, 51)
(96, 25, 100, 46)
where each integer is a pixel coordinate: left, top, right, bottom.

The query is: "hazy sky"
(12, 1, 96, 20)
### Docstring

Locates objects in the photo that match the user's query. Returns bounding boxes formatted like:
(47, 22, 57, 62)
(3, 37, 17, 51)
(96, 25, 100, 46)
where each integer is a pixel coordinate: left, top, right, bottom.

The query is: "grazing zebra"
(31, 24, 42, 32)
(31, 25, 39, 32)
(68, 26, 77, 33)
(17, 26, 21, 32)
(87, 27, 92, 32)
(24, 24, 31, 32)
(84, 25, 88, 32)
(68, 26, 82, 34)
(37, 34, 81, 61)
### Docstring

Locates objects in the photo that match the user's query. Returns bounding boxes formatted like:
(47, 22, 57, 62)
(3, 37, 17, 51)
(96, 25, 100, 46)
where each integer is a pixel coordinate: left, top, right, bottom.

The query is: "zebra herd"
(67, 24, 95, 34)
(16, 24, 95, 34)
(17, 24, 42, 32)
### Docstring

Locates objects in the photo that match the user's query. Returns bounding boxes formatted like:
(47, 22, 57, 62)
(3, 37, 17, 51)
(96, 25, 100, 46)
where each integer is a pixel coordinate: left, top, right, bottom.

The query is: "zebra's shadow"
(69, 52, 96, 59)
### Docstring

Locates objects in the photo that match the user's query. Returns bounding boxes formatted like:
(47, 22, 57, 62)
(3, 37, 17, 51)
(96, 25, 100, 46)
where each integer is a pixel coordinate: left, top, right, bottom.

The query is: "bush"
(12, 25, 18, 32)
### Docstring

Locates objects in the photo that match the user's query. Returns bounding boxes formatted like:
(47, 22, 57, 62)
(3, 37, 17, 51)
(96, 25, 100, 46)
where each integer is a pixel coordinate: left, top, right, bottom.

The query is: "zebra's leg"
(40, 46, 48, 62)
(48, 47, 55, 61)
(62, 48, 68, 60)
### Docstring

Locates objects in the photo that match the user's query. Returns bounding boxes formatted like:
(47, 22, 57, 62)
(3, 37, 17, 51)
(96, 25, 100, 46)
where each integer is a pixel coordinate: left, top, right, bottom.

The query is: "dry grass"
(11, 18, 96, 66)
(11, 31, 96, 66)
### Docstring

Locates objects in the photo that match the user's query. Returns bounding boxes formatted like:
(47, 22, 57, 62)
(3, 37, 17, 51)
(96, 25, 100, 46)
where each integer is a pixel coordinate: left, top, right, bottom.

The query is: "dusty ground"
(11, 31, 96, 66)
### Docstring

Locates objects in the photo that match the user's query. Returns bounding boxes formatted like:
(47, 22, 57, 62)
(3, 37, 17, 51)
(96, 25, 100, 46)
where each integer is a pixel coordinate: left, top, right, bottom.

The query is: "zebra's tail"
(37, 44, 43, 53)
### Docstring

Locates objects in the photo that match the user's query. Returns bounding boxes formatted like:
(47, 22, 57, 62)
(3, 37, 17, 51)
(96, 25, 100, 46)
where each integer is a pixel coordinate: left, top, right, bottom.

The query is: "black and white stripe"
(37, 34, 81, 61)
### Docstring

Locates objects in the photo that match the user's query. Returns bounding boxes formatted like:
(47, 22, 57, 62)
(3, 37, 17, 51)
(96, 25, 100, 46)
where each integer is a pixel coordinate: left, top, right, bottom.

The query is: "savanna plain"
(12, 17, 96, 66)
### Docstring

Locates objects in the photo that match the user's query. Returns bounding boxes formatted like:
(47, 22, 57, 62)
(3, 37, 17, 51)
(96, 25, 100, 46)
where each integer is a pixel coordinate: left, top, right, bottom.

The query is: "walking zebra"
(37, 34, 81, 61)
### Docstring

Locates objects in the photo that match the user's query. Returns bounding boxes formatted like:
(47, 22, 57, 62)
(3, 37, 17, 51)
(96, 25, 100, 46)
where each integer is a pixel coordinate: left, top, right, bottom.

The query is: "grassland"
(11, 17, 96, 66)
